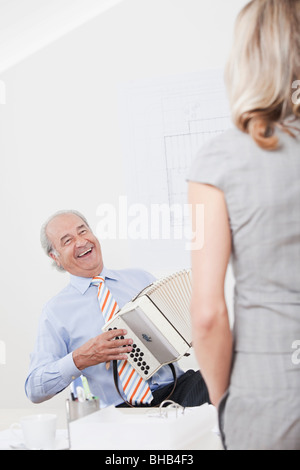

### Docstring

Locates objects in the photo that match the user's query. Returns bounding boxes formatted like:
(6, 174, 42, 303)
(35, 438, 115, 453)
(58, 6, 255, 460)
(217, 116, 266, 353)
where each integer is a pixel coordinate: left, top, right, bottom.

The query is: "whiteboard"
(118, 69, 232, 273)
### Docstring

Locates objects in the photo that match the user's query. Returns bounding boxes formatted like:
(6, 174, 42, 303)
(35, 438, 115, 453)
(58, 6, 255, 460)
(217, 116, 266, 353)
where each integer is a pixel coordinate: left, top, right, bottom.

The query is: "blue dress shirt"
(25, 266, 184, 407)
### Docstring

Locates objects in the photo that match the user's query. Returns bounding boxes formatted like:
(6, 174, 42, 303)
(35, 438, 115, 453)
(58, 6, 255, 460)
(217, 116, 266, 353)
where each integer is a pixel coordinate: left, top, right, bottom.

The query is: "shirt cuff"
(59, 352, 81, 383)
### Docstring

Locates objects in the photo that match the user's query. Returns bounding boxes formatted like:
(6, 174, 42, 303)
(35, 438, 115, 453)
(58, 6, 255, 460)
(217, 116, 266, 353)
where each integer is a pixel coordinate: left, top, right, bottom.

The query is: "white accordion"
(102, 269, 192, 379)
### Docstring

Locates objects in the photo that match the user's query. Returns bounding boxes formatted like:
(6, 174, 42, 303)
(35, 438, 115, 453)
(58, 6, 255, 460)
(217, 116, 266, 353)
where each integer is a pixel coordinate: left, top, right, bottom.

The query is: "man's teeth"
(78, 249, 92, 257)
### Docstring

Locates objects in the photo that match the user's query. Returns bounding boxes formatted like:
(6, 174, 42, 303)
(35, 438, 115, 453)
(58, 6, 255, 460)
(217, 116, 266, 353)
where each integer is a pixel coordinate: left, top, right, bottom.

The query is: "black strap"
(113, 360, 177, 408)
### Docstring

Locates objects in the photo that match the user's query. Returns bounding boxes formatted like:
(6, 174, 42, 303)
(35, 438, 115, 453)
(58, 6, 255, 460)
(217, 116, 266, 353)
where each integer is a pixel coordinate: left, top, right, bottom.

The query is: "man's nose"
(74, 236, 87, 247)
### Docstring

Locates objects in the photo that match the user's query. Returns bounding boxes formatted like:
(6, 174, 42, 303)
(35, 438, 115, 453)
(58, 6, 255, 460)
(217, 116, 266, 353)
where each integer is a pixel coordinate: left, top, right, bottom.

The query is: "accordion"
(102, 269, 192, 379)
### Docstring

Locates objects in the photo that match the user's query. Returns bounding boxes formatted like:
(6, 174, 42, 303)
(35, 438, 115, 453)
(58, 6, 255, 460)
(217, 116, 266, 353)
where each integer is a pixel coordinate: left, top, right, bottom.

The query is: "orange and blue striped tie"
(92, 276, 153, 405)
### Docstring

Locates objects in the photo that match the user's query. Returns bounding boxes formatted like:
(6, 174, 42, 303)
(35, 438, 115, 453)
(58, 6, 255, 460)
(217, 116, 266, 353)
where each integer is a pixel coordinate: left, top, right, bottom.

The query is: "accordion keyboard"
(105, 316, 162, 379)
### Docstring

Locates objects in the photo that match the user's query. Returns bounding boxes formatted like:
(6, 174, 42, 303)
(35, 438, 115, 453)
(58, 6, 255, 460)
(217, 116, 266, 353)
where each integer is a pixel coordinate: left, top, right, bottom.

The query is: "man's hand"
(72, 329, 133, 371)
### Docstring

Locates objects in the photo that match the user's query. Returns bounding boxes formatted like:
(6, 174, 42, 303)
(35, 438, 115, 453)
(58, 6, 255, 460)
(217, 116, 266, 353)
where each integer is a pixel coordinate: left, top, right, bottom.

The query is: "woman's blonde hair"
(225, 0, 300, 150)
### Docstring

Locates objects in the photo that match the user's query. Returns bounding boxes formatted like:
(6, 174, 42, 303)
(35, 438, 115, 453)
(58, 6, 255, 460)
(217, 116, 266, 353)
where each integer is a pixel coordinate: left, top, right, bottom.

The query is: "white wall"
(0, 0, 126, 74)
(0, 0, 247, 418)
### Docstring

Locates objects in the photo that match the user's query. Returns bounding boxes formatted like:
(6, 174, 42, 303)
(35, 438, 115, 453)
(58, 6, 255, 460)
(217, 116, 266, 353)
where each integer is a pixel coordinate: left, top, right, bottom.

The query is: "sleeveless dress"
(188, 119, 300, 450)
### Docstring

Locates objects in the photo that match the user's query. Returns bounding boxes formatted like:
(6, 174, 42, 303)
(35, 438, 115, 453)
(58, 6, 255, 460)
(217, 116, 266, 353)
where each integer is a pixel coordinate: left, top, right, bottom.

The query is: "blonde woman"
(188, 0, 300, 450)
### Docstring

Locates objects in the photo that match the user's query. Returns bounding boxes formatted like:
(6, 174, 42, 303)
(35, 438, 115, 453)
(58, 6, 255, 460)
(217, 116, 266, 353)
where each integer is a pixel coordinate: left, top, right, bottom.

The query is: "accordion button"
(142, 361, 146, 365)
(137, 362, 141, 366)
(146, 366, 150, 370)
(134, 358, 138, 362)
(144, 370, 148, 375)
(133, 344, 137, 348)
(141, 366, 145, 371)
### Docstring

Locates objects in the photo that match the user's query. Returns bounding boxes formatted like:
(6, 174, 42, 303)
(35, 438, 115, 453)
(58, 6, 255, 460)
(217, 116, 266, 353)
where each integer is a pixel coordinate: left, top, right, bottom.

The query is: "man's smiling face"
(46, 213, 104, 278)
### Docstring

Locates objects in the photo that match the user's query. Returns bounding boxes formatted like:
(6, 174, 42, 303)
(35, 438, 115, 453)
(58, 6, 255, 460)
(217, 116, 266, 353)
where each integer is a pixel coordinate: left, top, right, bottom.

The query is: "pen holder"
(66, 398, 100, 423)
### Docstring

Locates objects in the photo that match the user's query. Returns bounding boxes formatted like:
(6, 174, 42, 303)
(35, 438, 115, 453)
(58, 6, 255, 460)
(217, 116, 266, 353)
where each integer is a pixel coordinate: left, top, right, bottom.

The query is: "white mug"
(10, 414, 57, 450)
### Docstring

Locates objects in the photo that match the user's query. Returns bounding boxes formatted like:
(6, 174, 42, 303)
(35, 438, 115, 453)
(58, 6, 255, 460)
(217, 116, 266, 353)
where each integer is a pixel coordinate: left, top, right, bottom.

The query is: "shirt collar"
(69, 266, 120, 295)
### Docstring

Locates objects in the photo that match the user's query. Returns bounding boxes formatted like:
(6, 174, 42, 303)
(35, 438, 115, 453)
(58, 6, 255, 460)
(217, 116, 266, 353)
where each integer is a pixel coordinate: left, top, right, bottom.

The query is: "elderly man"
(25, 210, 209, 407)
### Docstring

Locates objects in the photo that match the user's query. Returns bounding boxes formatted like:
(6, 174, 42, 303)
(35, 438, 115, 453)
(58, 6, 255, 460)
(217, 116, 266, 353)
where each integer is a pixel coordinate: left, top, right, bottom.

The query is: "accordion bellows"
(103, 269, 193, 379)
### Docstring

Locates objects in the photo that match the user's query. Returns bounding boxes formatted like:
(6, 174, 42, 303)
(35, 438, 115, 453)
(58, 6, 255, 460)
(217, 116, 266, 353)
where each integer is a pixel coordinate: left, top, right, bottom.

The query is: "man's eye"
(64, 239, 71, 245)
(80, 230, 87, 234)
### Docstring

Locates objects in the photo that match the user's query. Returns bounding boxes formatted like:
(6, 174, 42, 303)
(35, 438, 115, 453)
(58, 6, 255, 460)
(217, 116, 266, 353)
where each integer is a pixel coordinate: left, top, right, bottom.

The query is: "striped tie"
(92, 276, 153, 405)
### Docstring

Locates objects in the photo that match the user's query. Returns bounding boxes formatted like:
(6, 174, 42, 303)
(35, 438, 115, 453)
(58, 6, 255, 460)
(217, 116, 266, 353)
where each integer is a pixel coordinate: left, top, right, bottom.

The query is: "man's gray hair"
(40, 209, 90, 272)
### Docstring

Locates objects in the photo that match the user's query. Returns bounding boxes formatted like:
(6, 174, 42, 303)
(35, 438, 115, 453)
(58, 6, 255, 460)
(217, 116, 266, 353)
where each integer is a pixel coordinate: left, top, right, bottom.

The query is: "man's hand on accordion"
(72, 329, 133, 370)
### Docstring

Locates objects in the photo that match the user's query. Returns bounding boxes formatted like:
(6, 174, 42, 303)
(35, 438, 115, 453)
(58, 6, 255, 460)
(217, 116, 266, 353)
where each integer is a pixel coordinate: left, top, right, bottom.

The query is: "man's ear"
(49, 252, 61, 268)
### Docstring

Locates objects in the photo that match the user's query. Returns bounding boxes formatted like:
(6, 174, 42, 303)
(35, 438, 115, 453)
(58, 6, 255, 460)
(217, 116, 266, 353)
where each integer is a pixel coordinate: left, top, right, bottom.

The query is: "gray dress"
(188, 119, 300, 450)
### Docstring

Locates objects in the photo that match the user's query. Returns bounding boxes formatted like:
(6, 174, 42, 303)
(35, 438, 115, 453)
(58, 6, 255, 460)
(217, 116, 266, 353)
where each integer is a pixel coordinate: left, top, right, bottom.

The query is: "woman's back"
(189, 118, 300, 349)
(223, 121, 300, 354)
(189, 120, 300, 449)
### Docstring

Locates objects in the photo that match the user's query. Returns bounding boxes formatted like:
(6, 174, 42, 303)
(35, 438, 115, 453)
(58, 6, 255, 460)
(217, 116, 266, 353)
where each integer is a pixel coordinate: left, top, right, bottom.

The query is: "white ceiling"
(0, 0, 125, 74)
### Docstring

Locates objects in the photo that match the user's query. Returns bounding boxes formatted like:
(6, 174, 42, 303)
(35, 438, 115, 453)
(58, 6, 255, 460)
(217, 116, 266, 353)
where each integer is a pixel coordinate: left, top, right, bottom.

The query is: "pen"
(81, 374, 93, 401)
(76, 386, 86, 403)
(69, 382, 76, 401)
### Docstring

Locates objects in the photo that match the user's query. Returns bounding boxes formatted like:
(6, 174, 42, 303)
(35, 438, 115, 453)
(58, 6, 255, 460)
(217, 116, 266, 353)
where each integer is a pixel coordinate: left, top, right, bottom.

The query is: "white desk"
(68, 404, 223, 450)
(0, 404, 223, 450)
